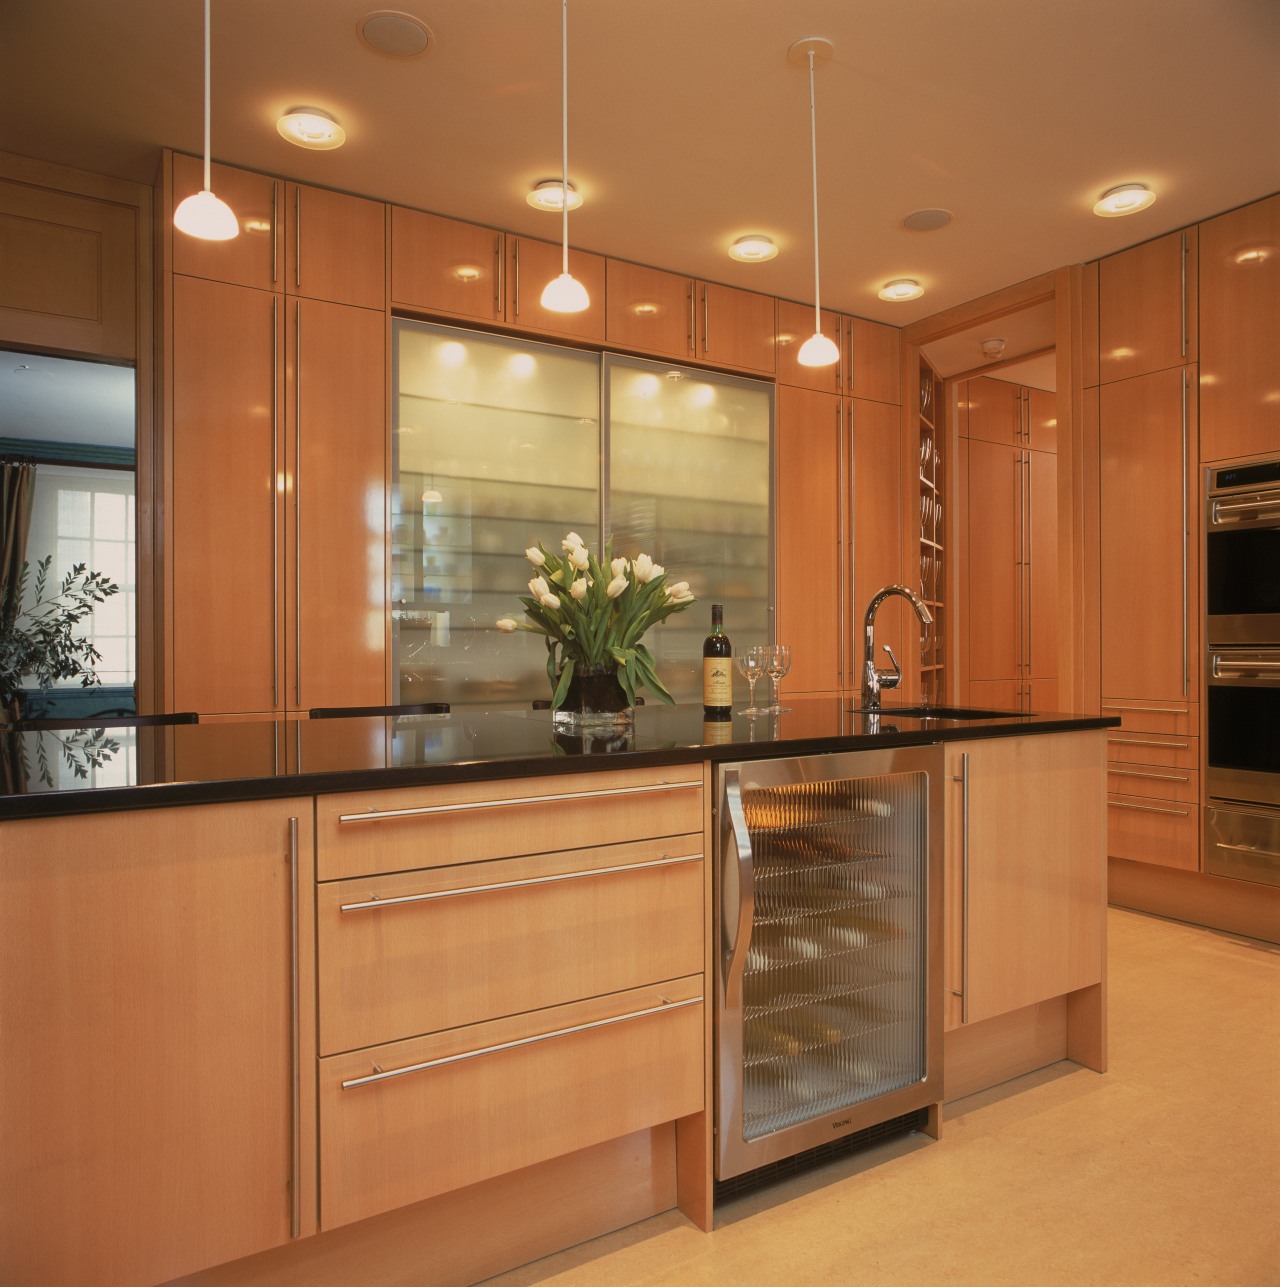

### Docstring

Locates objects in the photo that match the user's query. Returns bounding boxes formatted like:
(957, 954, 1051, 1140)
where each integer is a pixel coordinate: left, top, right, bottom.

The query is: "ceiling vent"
(359, 11, 433, 58)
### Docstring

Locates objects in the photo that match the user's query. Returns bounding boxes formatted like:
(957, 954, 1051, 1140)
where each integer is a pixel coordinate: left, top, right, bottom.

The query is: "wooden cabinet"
(944, 732, 1106, 1031)
(1097, 227, 1198, 383)
(170, 152, 279, 291)
(0, 799, 316, 1287)
(283, 182, 386, 311)
(605, 259, 693, 360)
(775, 305, 901, 403)
(390, 206, 505, 323)
(963, 377, 1057, 452)
(694, 280, 776, 375)
(1198, 193, 1280, 463)
(775, 299, 842, 393)
(507, 234, 607, 342)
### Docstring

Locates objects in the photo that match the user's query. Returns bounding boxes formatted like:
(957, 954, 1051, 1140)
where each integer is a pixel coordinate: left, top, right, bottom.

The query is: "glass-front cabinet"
(392, 321, 774, 708)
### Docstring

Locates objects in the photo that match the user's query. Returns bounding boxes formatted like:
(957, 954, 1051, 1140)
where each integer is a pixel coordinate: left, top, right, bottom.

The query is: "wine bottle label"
(703, 658, 732, 707)
(702, 717, 734, 744)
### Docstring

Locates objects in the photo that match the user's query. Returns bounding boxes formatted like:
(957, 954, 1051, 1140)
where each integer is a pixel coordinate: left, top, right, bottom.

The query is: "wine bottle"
(703, 603, 732, 719)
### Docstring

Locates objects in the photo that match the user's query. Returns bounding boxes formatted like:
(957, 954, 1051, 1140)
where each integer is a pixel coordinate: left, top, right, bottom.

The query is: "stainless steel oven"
(1205, 458, 1280, 646)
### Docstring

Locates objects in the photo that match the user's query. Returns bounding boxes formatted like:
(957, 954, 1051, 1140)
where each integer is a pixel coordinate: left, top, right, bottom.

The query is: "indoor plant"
(497, 531, 695, 723)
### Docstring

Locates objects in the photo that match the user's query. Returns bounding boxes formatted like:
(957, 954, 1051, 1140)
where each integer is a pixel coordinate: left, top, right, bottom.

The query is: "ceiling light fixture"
(527, 179, 582, 212)
(173, 0, 238, 241)
(729, 235, 778, 263)
(789, 37, 839, 368)
(540, 0, 589, 314)
(1093, 183, 1156, 217)
(277, 107, 346, 150)
(878, 278, 924, 302)
(981, 337, 1006, 359)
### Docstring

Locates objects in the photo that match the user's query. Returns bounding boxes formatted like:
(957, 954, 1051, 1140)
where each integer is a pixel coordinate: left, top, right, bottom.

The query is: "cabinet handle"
(337, 778, 700, 824)
(288, 817, 301, 1239)
(1213, 841, 1280, 861)
(512, 238, 521, 316)
(836, 398, 847, 686)
(1108, 799, 1190, 817)
(271, 180, 279, 285)
(1014, 451, 1024, 677)
(1211, 495, 1280, 523)
(702, 283, 709, 354)
(294, 301, 303, 706)
(1180, 231, 1188, 358)
(341, 995, 703, 1090)
(493, 233, 503, 316)
(271, 296, 279, 709)
(1107, 767, 1190, 783)
(339, 851, 701, 913)
(294, 186, 302, 288)
(1024, 450, 1032, 676)
(1101, 703, 1190, 716)
(1107, 736, 1191, 750)
(720, 767, 754, 1014)
(1212, 655, 1280, 677)
(1180, 368, 1189, 697)
(952, 752, 970, 1025)
(687, 280, 695, 355)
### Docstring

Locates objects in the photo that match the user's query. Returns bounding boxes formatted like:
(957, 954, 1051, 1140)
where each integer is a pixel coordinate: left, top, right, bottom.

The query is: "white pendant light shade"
(797, 331, 841, 367)
(542, 0, 588, 314)
(173, 188, 239, 240)
(175, 0, 238, 241)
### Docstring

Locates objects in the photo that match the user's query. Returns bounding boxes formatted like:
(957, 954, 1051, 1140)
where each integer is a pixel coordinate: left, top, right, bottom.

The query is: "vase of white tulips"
(496, 531, 696, 728)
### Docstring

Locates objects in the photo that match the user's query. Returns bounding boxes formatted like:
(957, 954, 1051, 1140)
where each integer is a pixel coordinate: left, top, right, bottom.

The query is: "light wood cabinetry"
(775, 303, 901, 404)
(943, 732, 1106, 1032)
(1097, 227, 1198, 383)
(390, 205, 504, 323)
(606, 258, 695, 360)
(0, 799, 316, 1287)
(506, 234, 607, 341)
(171, 153, 279, 291)
(283, 183, 386, 311)
(1198, 193, 1280, 463)
(695, 280, 776, 375)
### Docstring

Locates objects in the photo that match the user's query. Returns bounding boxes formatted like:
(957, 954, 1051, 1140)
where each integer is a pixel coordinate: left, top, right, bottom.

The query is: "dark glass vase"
(552, 662, 634, 732)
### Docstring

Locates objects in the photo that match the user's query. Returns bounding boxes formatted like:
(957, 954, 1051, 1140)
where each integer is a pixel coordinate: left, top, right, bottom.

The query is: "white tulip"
(568, 544, 590, 571)
(669, 590, 695, 604)
(529, 575, 551, 600)
(561, 531, 585, 551)
(606, 573, 628, 599)
(610, 556, 629, 577)
(570, 577, 589, 601)
(665, 581, 690, 599)
(632, 553, 655, 583)
(651, 562, 665, 579)
(496, 617, 519, 632)
(539, 592, 561, 610)
(525, 546, 545, 567)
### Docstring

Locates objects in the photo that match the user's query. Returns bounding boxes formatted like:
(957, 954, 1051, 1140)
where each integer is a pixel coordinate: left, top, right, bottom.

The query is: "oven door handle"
(1211, 495, 1280, 524)
(1211, 656, 1280, 679)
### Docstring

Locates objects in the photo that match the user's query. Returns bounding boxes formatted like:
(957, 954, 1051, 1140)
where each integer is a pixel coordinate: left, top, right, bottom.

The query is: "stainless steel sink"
(848, 704, 1022, 720)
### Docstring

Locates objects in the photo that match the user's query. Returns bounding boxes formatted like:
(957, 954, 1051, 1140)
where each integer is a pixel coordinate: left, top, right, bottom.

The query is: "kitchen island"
(0, 699, 1115, 1287)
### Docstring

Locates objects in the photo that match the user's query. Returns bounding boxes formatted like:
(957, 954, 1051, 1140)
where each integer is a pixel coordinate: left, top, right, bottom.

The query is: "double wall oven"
(1204, 459, 1280, 886)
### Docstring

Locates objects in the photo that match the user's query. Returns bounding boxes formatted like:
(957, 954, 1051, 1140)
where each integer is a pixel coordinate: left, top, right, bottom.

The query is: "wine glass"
(736, 647, 766, 715)
(763, 643, 792, 713)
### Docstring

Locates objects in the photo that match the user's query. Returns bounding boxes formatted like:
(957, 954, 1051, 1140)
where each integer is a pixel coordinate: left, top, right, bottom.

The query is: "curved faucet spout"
(860, 584, 933, 711)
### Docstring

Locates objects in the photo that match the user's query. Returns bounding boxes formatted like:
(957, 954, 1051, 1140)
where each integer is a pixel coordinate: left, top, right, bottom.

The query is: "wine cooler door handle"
(720, 767, 755, 1014)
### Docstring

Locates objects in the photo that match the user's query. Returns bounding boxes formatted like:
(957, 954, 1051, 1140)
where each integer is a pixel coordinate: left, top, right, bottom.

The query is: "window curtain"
(1, 459, 36, 632)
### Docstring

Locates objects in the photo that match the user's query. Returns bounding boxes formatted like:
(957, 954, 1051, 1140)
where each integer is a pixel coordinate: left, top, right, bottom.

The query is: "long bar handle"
(1180, 231, 1188, 358)
(1211, 495, 1280, 521)
(341, 995, 702, 1090)
(512, 238, 520, 316)
(836, 397, 847, 686)
(720, 768, 755, 1014)
(287, 817, 301, 1238)
(339, 852, 700, 912)
(1102, 702, 1190, 715)
(337, 778, 699, 824)
(1181, 367, 1189, 696)
(1108, 799, 1190, 817)
(1212, 657, 1280, 677)
(953, 752, 970, 1024)
(1025, 450, 1033, 678)
(687, 280, 696, 356)
(1213, 841, 1280, 861)
(294, 185, 302, 288)
(271, 296, 279, 709)
(271, 180, 279, 284)
(1108, 736, 1191, 750)
(294, 300, 303, 706)
(702, 283, 710, 354)
(1107, 767, 1190, 784)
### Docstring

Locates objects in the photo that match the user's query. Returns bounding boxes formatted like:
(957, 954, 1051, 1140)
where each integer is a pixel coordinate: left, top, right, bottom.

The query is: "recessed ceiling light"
(1093, 183, 1156, 217)
(903, 209, 952, 233)
(728, 235, 778, 262)
(359, 11, 432, 58)
(277, 108, 345, 150)
(878, 278, 924, 301)
(526, 179, 582, 212)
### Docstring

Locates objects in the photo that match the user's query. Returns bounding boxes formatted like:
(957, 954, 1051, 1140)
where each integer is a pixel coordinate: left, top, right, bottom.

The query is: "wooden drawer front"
(316, 766, 704, 880)
(1105, 730, 1198, 770)
(318, 836, 704, 1055)
(1108, 793, 1199, 871)
(1099, 702, 1196, 737)
(1106, 761, 1198, 804)
(319, 978, 704, 1230)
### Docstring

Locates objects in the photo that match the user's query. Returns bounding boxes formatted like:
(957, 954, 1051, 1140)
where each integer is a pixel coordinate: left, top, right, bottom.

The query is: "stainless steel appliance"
(715, 745, 942, 1182)
(1204, 458, 1280, 886)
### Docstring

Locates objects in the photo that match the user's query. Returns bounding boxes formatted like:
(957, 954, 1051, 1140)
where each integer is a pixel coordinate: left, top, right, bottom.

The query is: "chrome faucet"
(861, 584, 933, 711)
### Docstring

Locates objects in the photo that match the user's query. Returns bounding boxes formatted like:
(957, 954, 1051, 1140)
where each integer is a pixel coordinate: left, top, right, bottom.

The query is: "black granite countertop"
(0, 697, 1119, 820)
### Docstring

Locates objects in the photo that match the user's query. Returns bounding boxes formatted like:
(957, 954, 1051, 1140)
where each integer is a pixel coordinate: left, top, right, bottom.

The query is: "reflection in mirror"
(0, 349, 136, 721)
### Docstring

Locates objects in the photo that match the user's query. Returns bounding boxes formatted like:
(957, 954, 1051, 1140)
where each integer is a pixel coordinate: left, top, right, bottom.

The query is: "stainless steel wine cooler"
(715, 745, 944, 1181)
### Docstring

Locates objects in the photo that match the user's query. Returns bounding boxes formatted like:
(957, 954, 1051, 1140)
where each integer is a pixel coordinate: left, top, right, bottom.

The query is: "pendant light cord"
(202, 0, 212, 193)
(807, 49, 822, 331)
(559, 0, 570, 276)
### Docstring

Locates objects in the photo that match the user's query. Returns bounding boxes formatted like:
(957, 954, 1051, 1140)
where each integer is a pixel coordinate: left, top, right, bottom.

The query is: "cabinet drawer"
(1107, 793, 1199, 871)
(1100, 702, 1196, 737)
(318, 977, 704, 1230)
(1106, 761, 1198, 804)
(316, 765, 704, 880)
(318, 836, 704, 1055)
(1105, 730, 1198, 770)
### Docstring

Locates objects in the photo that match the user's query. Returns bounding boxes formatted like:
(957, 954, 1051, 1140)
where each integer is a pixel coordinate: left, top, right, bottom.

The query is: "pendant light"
(540, 0, 589, 313)
(790, 38, 838, 367)
(173, 0, 239, 241)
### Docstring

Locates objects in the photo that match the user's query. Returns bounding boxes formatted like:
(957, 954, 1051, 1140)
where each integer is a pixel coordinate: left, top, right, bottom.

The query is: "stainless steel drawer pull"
(1108, 800, 1190, 817)
(1101, 703, 1190, 716)
(1212, 657, 1280, 677)
(339, 852, 701, 912)
(1107, 737, 1191, 750)
(1211, 496, 1280, 522)
(337, 779, 700, 824)
(340, 995, 703, 1090)
(1213, 841, 1280, 860)
(1106, 768, 1190, 784)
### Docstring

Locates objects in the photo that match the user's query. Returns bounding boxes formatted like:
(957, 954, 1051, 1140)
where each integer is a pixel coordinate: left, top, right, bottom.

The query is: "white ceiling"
(2, 1, 1278, 327)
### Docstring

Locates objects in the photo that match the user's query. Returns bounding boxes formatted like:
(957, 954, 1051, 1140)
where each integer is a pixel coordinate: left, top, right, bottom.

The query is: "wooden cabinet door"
(965, 437, 1020, 683)
(966, 677, 1022, 711)
(1198, 193, 1280, 463)
(286, 299, 387, 712)
(1027, 447, 1058, 681)
(606, 259, 693, 359)
(1026, 386, 1058, 453)
(963, 376, 1020, 446)
(171, 276, 284, 715)
(1098, 227, 1198, 383)
(774, 299, 841, 393)
(171, 152, 279, 292)
(285, 183, 385, 311)
(0, 800, 317, 1286)
(390, 206, 505, 324)
(506, 235, 606, 341)
(695, 281, 776, 374)
(845, 316, 901, 405)
(775, 385, 842, 693)
(944, 733, 1106, 1030)
(1099, 366, 1199, 704)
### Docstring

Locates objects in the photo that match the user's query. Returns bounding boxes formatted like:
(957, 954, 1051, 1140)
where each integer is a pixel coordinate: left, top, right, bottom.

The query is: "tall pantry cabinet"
(163, 154, 387, 717)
